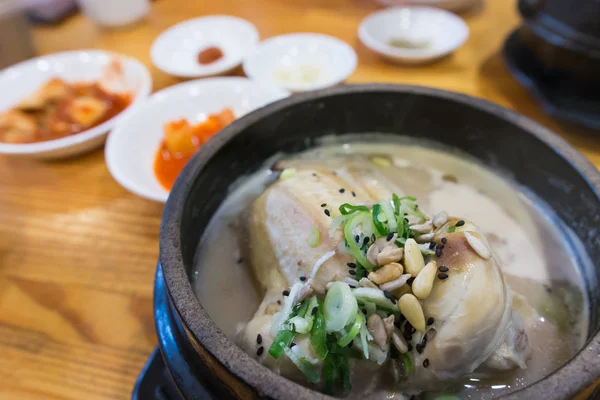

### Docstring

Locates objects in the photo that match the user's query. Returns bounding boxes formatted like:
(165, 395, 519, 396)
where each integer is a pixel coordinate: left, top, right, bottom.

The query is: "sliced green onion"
(338, 354, 352, 394)
(283, 346, 321, 384)
(352, 287, 397, 312)
(331, 343, 362, 359)
(448, 225, 456, 233)
(401, 352, 413, 373)
(343, 212, 375, 270)
(280, 168, 296, 180)
(268, 329, 295, 359)
(289, 315, 312, 334)
(392, 193, 401, 215)
(307, 227, 320, 248)
(337, 312, 363, 347)
(324, 354, 338, 394)
(359, 321, 370, 359)
(324, 282, 358, 332)
(372, 204, 388, 236)
(379, 200, 397, 233)
(339, 203, 370, 215)
(310, 299, 328, 359)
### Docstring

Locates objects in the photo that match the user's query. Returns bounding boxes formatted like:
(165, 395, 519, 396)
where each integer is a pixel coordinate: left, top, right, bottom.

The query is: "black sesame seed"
(383, 290, 397, 304)
(416, 344, 423, 354)
(435, 248, 442, 257)
(545, 285, 553, 294)
(257, 346, 264, 356)
(404, 322, 413, 334)
(355, 235, 360, 243)
(407, 343, 413, 352)
(422, 335, 428, 346)
(339, 188, 346, 193)
(349, 285, 356, 288)
(404, 332, 413, 341)
(363, 236, 370, 246)
(283, 290, 290, 296)
(441, 237, 447, 244)
(438, 266, 449, 272)
(386, 232, 394, 241)
(423, 359, 430, 368)
(321, 203, 327, 207)
(312, 173, 317, 177)
(351, 191, 356, 197)
(324, 209, 331, 217)
(257, 334, 263, 344)
(407, 277, 415, 285)
(362, 308, 367, 314)
(299, 276, 306, 281)
(438, 273, 449, 280)
(361, 269, 367, 278)
(311, 306, 318, 315)
(277, 300, 281, 305)
(436, 244, 444, 250)
(404, 217, 409, 223)
(290, 342, 296, 348)
(349, 269, 356, 275)
(427, 317, 435, 326)
(347, 262, 357, 268)
(429, 242, 436, 249)
(455, 220, 465, 227)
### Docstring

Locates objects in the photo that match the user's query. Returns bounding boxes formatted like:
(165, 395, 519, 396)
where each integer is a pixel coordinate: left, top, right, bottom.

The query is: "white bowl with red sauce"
(0, 50, 152, 159)
(105, 77, 289, 202)
(150, 16, 260, 78)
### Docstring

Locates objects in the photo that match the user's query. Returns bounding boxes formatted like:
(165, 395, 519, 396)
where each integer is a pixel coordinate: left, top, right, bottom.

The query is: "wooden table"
(1, 1, 598, 399)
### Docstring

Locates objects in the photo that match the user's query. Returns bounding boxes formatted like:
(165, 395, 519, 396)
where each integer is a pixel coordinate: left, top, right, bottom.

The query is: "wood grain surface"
(1, 1, 598, 399)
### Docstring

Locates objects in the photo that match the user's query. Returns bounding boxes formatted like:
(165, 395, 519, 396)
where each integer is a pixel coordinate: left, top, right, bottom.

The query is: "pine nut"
(398, 294, 426, 332)
(368, 263, 403, 284)
(367, 314, 388, 350)
(377, 246, 404, 266)
(380, 274, 412, 292)
(410, 220, 433, 234)
(404, 238, 425, 276)
(432, 211, 448, 228)
(464, 231, 492, 260)
(392, 328, 408, 353)
(412, 261, 437, 299)
(359, 277, 378, 289)
(415, 232, 434, 243)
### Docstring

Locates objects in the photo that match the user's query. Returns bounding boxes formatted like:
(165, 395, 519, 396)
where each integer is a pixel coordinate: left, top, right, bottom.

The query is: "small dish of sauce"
(197, 46, 224, 65)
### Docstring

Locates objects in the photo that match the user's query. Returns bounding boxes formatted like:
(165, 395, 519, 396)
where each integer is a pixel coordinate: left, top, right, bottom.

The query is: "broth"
(193, 140, 589, 399)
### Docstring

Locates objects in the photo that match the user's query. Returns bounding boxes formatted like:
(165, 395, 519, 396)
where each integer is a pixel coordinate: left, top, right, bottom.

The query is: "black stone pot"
(155, 84, 600, 400)
(502, 0, 600, 129)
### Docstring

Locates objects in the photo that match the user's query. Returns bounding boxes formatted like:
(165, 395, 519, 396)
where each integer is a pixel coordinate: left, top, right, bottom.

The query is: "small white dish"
(243, 33, 357, 92)
(358, 7, 469, 64)
(151, 15, 259, 78)
(105, 77, 289, 202)
(0, 50, 152, 159)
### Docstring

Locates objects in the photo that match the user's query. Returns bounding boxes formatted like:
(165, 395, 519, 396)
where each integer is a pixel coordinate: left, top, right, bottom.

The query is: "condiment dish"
(105, 77, 289, 203)
(358, 7, 469, 64)
(151, 15, 259, 78)
(0, 50, 151, 159)
(243, 33, 357, 92)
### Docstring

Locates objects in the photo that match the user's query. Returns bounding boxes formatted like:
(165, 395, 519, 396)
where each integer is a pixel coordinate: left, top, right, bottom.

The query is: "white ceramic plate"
(0, 50, 152, 159)
(243, 33, 357, 92)
(358, 7, 469, 64)
(151, 15, 259, 78)
(105, 77, 289, 202)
